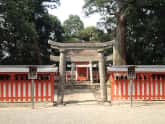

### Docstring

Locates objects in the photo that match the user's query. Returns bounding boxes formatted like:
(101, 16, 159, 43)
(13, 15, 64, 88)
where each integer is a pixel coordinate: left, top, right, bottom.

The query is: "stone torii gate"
(48, 40, 113, 104)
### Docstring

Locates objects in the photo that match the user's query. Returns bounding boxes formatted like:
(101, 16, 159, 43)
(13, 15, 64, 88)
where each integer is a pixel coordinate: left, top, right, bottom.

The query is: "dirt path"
(54, 88, 100, 105)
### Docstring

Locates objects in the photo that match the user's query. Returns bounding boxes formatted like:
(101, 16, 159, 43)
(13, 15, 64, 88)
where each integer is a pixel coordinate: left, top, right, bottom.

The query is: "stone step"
(54, 81, 101, 89)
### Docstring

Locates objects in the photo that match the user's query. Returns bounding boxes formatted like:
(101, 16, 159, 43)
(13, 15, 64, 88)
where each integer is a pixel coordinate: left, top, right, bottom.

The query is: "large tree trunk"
(113, 0, 147, 65)
(113, 13, 127, 65)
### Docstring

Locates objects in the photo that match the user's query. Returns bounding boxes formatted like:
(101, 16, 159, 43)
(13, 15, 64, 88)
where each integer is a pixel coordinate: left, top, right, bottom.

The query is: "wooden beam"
(50, 54, 113, 62)
(105, 54, 113, 61)
(50, 55, 101, 62)
(50, 55, 59, 61)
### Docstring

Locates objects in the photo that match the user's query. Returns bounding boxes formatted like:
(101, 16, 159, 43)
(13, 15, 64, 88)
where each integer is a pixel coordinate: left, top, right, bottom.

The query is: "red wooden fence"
(109, 66, 165, 101)
(0, 66, 57, 103)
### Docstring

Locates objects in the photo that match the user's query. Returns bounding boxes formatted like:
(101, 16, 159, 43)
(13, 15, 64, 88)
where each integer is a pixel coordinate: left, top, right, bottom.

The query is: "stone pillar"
(75, 66, 78, 81)
(89, 61, 93, 83)
(57, 49, 66, 105)
(71, 63, 75, 82)
(98, 49, 107, 102)
(86, 66, 89, 80)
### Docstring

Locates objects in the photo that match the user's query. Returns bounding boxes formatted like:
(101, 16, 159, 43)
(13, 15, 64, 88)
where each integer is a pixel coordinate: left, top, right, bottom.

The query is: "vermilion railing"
(0, 72, 55, 103)
(108, 66, 165, 101)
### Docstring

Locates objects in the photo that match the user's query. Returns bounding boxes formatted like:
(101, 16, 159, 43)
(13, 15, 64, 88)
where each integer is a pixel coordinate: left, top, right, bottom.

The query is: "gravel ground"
(1, 104, 165, 124)
(1, 88, 165, 124)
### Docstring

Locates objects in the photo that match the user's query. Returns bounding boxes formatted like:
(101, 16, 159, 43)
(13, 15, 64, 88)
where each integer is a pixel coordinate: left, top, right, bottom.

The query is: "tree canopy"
(63, 15, 84, 39)
(0, 0, 165, 65)
(83, 0, 165, 65)
(126, 3, 165, 64)
(0, 0, 63, 65)
(79, 26, 112, 42)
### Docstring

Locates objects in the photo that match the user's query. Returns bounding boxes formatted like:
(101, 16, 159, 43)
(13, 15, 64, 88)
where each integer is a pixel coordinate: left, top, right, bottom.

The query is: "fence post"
(127, 66, 136, 107)
(32, 79, 35, 109)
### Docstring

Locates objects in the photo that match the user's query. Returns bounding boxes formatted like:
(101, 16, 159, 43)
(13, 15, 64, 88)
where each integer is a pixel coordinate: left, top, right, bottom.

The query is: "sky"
(48, 0, 101, 27)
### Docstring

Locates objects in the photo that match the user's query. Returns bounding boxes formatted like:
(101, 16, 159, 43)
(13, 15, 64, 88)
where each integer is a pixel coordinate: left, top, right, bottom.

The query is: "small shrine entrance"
(77, 66, 88, 81)
(49, 40, 113, 103)
(65, 61, 99, 83)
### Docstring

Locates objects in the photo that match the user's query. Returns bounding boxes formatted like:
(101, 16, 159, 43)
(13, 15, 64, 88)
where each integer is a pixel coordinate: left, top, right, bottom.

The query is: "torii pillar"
(98, 49, 107, 102)
(57, 49, 66, 105)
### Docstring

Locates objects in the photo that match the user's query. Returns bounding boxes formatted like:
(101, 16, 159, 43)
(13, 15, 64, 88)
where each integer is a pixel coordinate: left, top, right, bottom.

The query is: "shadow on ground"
(65, 100, 97, 104)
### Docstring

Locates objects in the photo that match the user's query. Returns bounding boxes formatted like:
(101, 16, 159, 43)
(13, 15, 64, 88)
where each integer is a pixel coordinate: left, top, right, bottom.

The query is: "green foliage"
(0, 0, 63, 65)
(79, 26, 100, 41)
(83, 0, 165, 64)
(126, 6, 165, 64)
(83, 0, 117, 32)
(79, 26, 111, 42)
(63, 15, 84, 39)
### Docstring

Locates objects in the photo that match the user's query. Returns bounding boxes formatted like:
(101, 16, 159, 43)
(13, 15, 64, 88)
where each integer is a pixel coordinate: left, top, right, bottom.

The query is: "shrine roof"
(0, 65, 57, 72)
